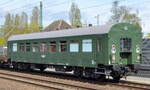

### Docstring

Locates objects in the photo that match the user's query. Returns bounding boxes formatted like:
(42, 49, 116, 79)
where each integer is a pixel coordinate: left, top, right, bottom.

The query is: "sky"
(0, 0, 150, 36)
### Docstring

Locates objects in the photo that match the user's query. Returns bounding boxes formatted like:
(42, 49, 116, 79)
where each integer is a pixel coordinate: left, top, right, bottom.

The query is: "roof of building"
(8, 24, 113, 41)
(43, 20, 72, 32)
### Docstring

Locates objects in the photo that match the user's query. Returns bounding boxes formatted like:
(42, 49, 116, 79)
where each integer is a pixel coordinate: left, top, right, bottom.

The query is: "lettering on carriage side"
(41, 54, 46, 58)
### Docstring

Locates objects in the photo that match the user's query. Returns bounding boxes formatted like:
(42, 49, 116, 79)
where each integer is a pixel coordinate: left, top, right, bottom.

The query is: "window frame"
(69, 40, 79, 52)
(32, 42, 39, 53)
(82, 39, 92, 52)
(40, 42, 47, 52)
(120, 38, 132, 52)
(12, 43, 18, 52)
(59, 41, 67, 52)
(19, 43, 25, 52)
(49, 41, 57, 52)
(26, 43, 31, 52)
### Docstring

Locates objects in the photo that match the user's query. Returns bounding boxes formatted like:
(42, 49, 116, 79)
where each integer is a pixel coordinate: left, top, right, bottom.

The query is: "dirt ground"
(0, 77, 131, 90)
(0, 69, 144, 90)
(123, 76, 150, 84)
(0, 78, 52, 90)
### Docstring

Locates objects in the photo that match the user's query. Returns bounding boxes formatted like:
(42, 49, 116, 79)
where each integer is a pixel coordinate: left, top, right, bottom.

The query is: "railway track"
(113, 80, 150, 90)
(0, 69, 150, 90)
(0, 70, 97, 90)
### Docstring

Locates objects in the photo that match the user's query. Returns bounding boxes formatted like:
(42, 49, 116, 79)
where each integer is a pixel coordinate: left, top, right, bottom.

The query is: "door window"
(120, 38, 132, 52)
(12, 43, 17, 52)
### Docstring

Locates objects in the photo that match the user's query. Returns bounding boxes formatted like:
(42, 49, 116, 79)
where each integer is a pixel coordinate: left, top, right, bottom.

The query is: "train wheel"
(84, 68, 100, 79)
(26, 64, 31, 71)
(39, 66, 46, 72)
(99, 75, 106, 81)
(73, 67, 83, 77)
(40, 68, 45, 72)
(112, 76, 120, 82)
(111, 70, 121, 82)
(23, 63, 31, 71)
(13, 62, 18, 70)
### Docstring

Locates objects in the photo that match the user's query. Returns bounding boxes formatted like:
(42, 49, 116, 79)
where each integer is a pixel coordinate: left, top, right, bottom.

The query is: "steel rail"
(111, 80, 150, 90)
(0, 71, 97, 90)
(0, 75, 61, 90)
(0, 69, 150, 90)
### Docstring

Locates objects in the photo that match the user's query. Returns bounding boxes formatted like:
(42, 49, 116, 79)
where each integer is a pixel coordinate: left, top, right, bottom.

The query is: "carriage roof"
(8, 24, 113, 41)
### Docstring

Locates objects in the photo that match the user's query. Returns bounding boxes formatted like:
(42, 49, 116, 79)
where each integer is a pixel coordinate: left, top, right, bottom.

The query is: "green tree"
(147, 34, 150, 38)
(20, 12, 28, 34)
(69, 2, 82, 27)
(0, 37, 6, 46)
(14, 14, 21, 34)
(0, 13, 12, 46)
(110, 1, 120, 23)
(109, 1, 141, 29)
(30, 7, 40, 32)
(4, 13, 12, 35)
(1, 8, 41, 46)
(0, 26, 4, 37)
(1, 13, 28, 46)
(0, 27, 6, 46)
(2, 13, 14, 44)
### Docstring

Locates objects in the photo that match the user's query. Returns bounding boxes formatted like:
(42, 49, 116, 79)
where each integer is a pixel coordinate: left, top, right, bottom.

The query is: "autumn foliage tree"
(109, 1, 141, 29)
(69, 2, 82, 28)
(20, 12, 28, 33)
(29, 7, 40, 33)
(0, 6, 40, 46)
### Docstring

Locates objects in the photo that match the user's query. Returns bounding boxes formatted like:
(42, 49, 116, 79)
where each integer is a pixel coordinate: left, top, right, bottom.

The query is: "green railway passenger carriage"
(7, 23, 142, 81)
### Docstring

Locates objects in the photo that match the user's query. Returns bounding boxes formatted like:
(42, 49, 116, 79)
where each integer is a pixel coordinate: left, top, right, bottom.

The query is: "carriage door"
(40, 42, 47, 64)
(120, 38, 132, 64)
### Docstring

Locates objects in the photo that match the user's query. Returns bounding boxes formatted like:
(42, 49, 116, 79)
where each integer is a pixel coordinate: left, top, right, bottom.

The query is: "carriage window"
(12, 43, 17, 52)
(120, 38, 132, 52)
(32, 43, 39, 52)
(59, 41, 67, 52)
(26, 43, 31, 52)
(40, 42, 47, 52)
(82, 39, 92, 52)
(70, 40, 79, 52)
(49, 41, 57, 52)
(20, 43, 25, 52)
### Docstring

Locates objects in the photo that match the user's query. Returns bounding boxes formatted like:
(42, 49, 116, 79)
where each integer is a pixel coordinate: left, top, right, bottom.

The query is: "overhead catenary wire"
(0, 0, 15, 8)
(1, 0, 69, 14)
(0, 0, 145, 16)
(0, 0, 149, 27)
(1, 0, 149, 14)
(0, 0, 140, 23)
